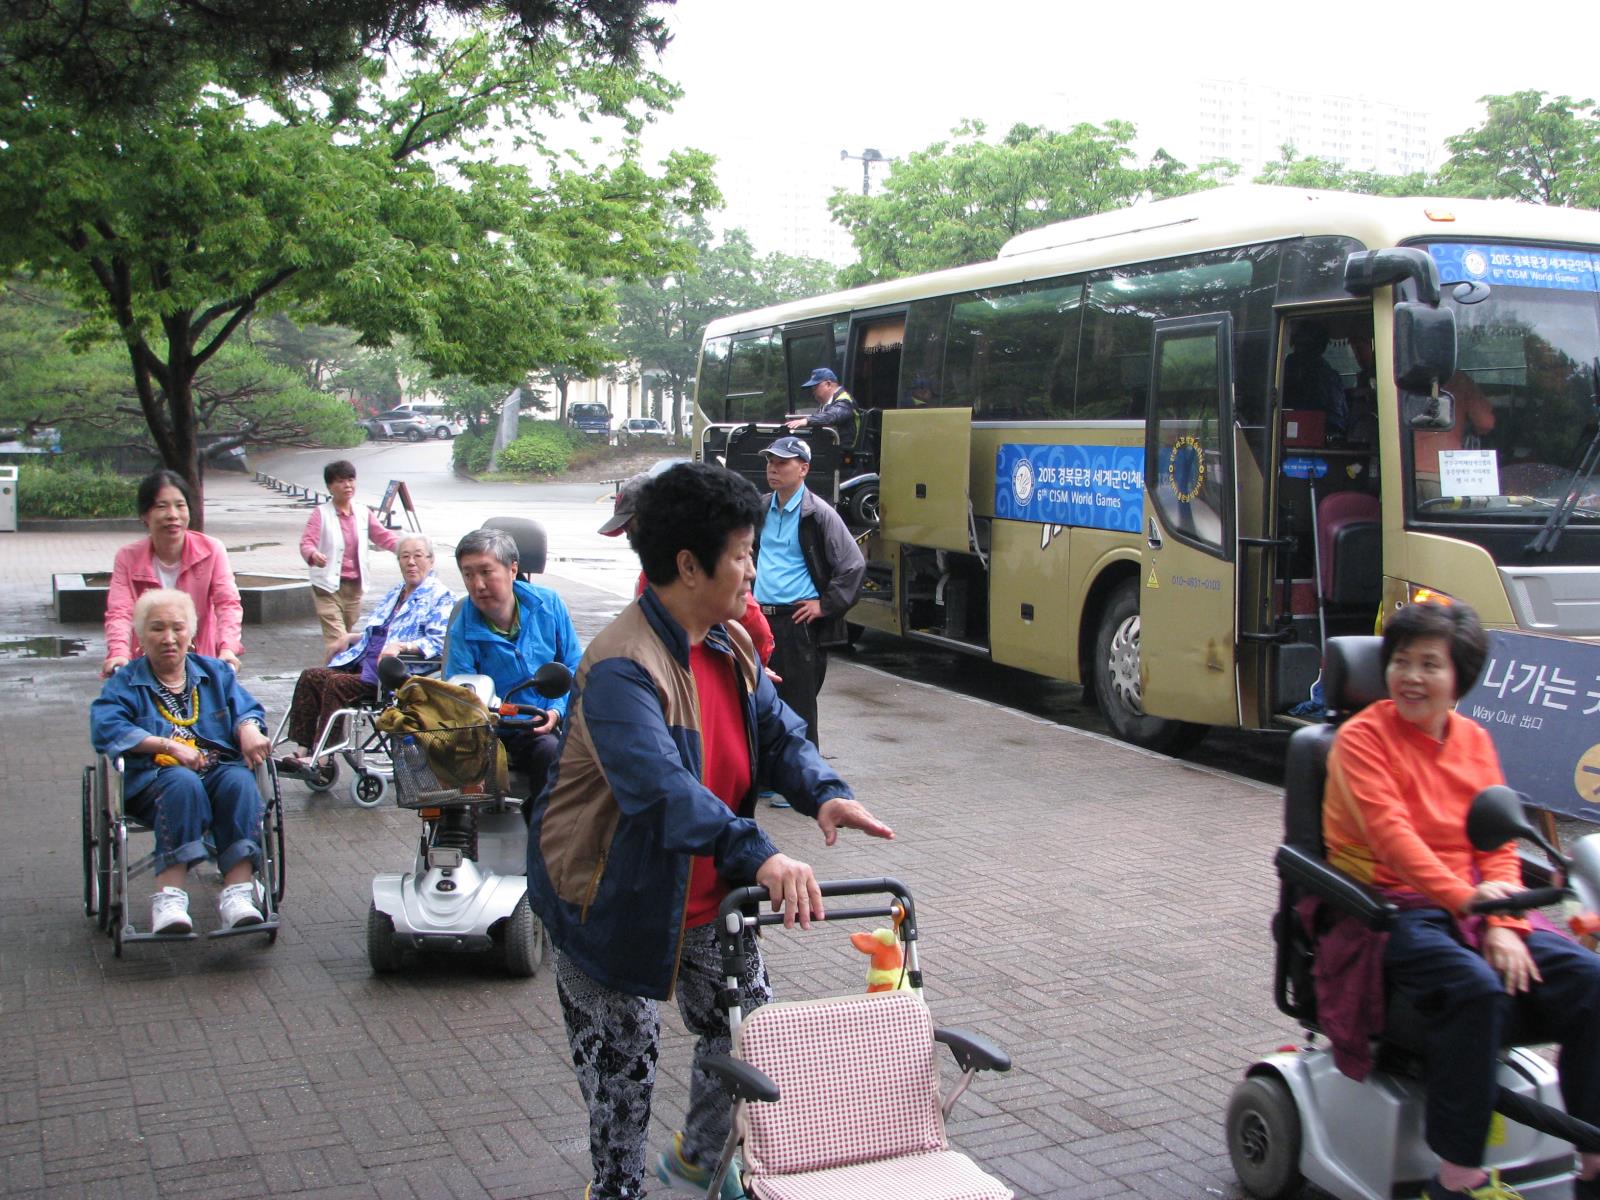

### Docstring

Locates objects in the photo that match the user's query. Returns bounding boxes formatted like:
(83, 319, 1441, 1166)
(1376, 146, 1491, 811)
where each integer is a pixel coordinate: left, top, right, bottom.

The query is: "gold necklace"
(155, 684, 200, 728)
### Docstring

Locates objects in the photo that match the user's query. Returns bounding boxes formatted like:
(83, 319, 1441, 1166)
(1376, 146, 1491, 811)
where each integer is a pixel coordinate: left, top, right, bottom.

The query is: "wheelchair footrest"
(207, 916, 280, 940)
(119, 929, 200, 944)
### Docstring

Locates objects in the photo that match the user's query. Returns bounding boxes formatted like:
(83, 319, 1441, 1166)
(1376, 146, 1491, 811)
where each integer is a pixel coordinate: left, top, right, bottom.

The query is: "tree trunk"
(557, 378, 570, 421)
(124, 319, 205, 530)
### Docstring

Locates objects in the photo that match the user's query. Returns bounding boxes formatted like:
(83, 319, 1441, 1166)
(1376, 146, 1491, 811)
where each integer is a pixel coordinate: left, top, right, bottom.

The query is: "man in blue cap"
(754, 436, 864, 805)
(786, 366, 857, 444)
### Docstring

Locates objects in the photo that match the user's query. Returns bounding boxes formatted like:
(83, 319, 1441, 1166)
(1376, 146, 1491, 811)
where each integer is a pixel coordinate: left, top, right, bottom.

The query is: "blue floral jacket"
(328, 574, 457, 668)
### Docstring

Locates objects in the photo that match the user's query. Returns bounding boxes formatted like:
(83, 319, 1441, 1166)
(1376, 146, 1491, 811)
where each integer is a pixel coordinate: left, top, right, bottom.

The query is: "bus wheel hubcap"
(1107, 615, 1145, 716)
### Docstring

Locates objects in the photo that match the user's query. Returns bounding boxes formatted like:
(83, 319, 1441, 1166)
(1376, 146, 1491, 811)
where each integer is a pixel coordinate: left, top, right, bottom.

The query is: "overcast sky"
(638, 0, 1597, 173)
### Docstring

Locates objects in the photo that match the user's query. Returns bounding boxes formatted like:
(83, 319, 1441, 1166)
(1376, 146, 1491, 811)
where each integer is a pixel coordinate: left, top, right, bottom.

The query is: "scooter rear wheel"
(502, 894, 543, 978)
(1226, 1074, 1302, 1199)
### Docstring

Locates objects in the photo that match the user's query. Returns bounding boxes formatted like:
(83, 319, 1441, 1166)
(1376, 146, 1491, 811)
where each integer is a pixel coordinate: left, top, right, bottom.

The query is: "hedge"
(496, 424, 574, 475)
(17, 461, 139, 519)
(452, 428, 494, 474)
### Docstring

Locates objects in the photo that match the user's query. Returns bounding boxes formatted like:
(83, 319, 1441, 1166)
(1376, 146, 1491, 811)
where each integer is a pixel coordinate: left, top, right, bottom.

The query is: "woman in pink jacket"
(100, 470, 245, 679)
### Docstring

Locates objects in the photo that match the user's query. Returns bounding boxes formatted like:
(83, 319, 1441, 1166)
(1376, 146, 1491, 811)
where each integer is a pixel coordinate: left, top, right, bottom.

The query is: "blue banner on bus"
(994, 443, 1144, 532)
(1427, 243, 1600, 294)
(1457, 629, 1600, 820)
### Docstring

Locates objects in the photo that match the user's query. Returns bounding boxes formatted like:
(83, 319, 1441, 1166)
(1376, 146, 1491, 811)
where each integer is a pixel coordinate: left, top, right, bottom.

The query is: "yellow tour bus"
(692, 185, 1600, 752)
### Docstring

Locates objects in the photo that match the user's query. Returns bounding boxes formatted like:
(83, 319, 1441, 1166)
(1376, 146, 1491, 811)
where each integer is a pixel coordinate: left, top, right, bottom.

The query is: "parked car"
(568, 402, 612, 438)
(364, 410, 427, 441)
(617, 417, 671, 447)
(395, 404, 467, 439)
(364, 407, 467, 442)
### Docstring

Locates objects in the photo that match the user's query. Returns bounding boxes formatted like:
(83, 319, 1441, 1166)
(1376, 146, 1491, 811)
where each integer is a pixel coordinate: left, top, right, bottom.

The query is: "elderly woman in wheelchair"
(1321, 601, 1600, 1200)
(277, 533, 454, 791)
(89, 588, 273, 935)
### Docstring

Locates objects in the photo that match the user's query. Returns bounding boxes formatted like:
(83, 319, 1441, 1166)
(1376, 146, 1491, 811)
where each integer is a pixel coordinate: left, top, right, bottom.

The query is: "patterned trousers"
(556, 922, 771, 1200)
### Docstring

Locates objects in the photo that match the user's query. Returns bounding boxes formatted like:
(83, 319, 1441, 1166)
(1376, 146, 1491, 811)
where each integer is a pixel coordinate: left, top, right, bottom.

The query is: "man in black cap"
(786, 366, 858, 444)
(754, 436, 864, 804)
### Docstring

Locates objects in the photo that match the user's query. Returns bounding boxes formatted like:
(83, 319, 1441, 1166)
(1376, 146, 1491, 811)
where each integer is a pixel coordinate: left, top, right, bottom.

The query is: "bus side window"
(727, 330, 779, 422)
(899, 296, 951, 408)
(697, 336, 731, 422)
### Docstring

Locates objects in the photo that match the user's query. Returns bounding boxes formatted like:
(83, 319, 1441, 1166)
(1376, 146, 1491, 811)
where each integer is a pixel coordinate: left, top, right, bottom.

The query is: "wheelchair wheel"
(1226, 1075, 1303, 1199)
(262, 760, 287, 907)
(81, 765, 99, 919)
(367, 904, 403, 973)
(349, 770, 387, 808)
(303, 755, 340, 794)
(502, 893, 543, 978)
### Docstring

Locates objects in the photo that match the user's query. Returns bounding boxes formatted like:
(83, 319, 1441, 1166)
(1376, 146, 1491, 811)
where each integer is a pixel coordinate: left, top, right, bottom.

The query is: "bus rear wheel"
(1091, 579, 1205, 755)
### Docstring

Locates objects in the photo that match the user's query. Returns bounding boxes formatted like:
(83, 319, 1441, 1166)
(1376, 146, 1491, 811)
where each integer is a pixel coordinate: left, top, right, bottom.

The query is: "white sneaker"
(150, 887, 193, 935)
(218, 882, 263, 929)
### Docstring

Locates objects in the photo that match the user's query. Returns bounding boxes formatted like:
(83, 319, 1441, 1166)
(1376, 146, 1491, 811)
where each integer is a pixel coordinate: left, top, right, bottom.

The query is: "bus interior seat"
(1317, 491, 1381, 608)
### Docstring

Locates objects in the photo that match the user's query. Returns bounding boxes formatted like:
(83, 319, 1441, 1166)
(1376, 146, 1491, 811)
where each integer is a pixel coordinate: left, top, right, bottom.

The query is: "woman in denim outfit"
(90, 588, 273, 935)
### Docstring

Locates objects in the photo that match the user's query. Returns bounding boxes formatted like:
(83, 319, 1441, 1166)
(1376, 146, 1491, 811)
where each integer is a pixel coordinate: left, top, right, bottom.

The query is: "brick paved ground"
(0, 475, 1294, 1199)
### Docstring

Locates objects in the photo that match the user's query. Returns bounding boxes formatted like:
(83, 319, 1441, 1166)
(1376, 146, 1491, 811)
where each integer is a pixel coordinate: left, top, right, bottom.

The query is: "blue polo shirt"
(755, 487, 816, 605)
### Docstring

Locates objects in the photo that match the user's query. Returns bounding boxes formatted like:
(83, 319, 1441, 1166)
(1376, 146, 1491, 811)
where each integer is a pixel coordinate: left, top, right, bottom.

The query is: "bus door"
(782, 323, 840, 498)
(1140, 314, 1242, 726)
(879, 407, 972, 552)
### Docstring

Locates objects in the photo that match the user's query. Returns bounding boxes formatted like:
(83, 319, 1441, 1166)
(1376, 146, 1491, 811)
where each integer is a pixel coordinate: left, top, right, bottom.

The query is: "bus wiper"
(1527, 358, 1600, 555)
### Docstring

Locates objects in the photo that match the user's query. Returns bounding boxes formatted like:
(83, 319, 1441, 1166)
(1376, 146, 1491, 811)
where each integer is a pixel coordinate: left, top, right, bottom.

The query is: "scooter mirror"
(377, 655, 410, 692)
(1466, 785, 1542, 852)
(532, 661, 573, 700)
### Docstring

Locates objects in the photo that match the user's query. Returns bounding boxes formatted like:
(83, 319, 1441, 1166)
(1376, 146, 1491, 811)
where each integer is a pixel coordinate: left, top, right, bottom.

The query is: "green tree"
(609, 223, 837, 434)
(1253, 143, 1435, 196)
(1439, 91, 1600, 208)
(0, 0, 671, 112)
(0, 276, 361, 459)
(427, 373, 516, 432)
(0, 23, 716, 524)
(828, 120, 1234, 284)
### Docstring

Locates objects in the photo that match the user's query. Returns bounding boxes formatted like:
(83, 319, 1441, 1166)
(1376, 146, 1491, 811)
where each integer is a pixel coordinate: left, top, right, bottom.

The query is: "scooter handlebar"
(1467, 886, 1570, 915)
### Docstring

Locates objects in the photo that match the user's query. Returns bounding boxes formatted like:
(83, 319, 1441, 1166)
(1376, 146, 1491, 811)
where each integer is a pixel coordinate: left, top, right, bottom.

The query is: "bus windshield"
(1411, 242, 1600, 526)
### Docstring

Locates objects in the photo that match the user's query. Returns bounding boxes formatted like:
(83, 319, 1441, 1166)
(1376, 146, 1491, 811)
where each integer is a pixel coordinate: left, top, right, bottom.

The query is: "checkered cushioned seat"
(735, 990, 1013, 1200)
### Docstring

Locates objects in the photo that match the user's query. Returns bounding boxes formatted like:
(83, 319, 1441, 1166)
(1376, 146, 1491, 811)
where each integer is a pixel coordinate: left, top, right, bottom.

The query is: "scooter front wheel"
(1226, 1074, 1302, 1199)
(502, 894, 544, 978)
(367, 905, 403, 973)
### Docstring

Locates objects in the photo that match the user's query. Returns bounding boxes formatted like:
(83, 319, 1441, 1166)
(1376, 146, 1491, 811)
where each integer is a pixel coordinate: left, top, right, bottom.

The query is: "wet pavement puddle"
(0, 636, 89, 659)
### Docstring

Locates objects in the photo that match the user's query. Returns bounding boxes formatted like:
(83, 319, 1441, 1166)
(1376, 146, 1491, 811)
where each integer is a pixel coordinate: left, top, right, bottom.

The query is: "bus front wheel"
(1092, 580, 1205, 755)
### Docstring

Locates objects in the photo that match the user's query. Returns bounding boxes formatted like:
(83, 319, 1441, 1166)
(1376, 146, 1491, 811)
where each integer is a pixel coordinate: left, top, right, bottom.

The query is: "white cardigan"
(307, 502, 378, 593)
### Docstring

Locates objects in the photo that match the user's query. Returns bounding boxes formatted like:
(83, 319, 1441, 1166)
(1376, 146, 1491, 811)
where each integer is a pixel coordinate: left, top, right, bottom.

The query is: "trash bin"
(0, 465, 16, 532)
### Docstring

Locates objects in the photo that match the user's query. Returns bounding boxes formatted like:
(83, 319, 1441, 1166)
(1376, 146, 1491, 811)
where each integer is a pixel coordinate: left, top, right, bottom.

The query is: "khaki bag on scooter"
(376, 676, 509, 796)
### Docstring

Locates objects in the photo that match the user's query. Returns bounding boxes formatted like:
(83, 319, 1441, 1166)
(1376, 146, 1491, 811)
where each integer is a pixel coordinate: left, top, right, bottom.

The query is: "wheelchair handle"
(1467, 886, 1570, 915)
(716, 878, 923, 1014)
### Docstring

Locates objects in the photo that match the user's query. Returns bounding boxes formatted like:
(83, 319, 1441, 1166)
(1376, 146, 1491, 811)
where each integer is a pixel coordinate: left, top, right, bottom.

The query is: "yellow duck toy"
(851, 927, 912, 993)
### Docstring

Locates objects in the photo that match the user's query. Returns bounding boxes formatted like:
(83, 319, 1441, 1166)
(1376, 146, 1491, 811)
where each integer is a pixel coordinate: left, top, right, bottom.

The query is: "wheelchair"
(698, 878, 1014, 1199)
(81, 754, 285, 957)
(269, 654, 439, 809)
(1226, 636, 1600, 1200)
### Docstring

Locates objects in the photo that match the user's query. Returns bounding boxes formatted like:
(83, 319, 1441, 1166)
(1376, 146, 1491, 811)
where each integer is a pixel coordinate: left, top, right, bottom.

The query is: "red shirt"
(684, 640, 753, 927)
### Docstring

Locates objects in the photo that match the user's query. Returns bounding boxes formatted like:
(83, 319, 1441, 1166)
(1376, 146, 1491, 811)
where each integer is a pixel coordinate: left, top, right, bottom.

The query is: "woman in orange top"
(1324, 601, 1600, 1199)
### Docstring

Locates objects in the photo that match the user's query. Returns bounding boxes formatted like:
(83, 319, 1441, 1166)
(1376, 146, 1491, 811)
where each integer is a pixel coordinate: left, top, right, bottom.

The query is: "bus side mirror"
(1345, 248, 1442, 306)
(1394, 302, 1457, 392)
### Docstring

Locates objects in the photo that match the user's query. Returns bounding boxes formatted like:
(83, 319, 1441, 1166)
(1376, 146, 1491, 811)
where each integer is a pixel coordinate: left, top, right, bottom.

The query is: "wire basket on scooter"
(389, 723, 502, 809)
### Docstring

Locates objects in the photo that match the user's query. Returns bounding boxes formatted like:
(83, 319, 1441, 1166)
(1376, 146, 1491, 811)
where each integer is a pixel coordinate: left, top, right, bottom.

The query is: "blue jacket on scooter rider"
(526, 586, 853, 999)
(443, 578, 581, 718)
